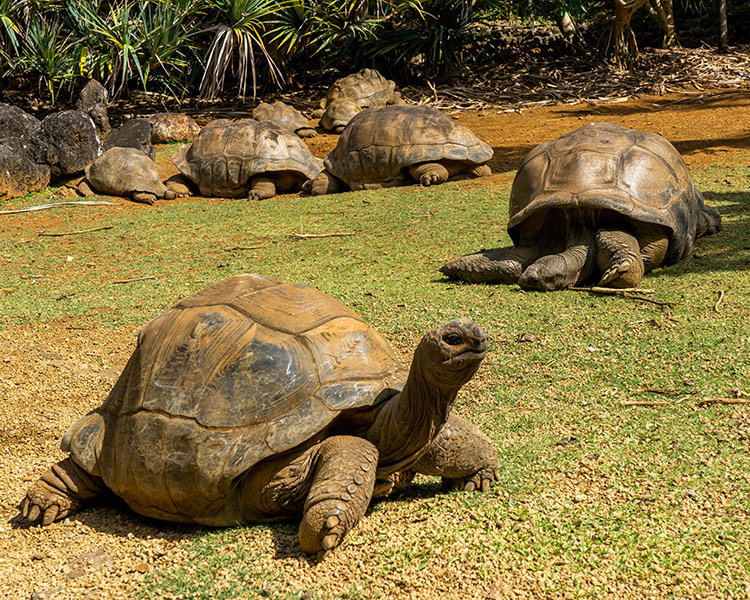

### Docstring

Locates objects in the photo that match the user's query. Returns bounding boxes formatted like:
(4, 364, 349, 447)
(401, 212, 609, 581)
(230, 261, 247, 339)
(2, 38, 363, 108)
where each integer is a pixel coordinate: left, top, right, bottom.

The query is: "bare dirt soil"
(1, 86, 750, 599)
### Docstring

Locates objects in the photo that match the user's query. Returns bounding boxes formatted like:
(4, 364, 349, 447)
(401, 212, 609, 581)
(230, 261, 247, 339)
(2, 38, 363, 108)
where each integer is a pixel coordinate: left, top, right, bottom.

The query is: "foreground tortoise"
(252, 101, 317, 138)
(82, 147, 176, 204)
(441, 122, 722, 291)
(21, 274, 498, 556)
(316, 68, 402, 133)
(170, 119, 323, 200)
(306, 105, 493, 195)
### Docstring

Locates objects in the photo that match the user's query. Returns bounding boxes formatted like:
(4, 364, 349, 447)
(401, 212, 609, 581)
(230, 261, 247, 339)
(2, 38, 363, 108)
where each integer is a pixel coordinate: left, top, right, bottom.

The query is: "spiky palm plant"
(9, 14, 75, 102)
(199, 0, 284, 100)
(0, 0, 20, 61)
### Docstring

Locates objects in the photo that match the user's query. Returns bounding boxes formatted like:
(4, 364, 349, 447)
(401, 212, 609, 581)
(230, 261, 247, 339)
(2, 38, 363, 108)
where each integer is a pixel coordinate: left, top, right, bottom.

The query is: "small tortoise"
(82, 147, 176, 205)
(306, 105, 493, 195)
(441, 123, 722, 290)
(316, 68, 403, 133)
(21, 274, 499, 556)
(170, 119, 323, 200)
(252, 101, 317, 138)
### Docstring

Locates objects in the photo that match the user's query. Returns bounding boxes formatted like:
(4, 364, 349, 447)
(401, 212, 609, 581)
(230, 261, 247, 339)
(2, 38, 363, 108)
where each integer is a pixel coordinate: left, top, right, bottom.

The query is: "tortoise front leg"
(408, 162, 450, 186)
(21, 457, 108, 525)
(440, 245, 543, 284)
(596, 224, 668, 288)
(519, 212, 596, 291)
(408, 414, 499, 493)
(248, 175, 278, 201)
(298, 436, 378, 557)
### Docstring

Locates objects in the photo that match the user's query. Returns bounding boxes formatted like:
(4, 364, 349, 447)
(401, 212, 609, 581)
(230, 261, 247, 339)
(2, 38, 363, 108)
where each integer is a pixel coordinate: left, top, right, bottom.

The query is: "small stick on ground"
(289, 232, 355, 239)
(624, 294, 676, 307)
(698, 398, 749, 406)
(713, 290, 725, 313)
(39, 226, 114, 237)
(112, 275, 157, 284)
(621, 400, 669, 407)
(224, 244, 270, 251)
(0, 201, 120, 215)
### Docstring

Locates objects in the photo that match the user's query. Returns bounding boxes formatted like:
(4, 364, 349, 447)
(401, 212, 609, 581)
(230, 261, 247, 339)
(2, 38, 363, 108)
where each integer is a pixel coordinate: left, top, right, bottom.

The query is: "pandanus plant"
(198, 0, 285, 100)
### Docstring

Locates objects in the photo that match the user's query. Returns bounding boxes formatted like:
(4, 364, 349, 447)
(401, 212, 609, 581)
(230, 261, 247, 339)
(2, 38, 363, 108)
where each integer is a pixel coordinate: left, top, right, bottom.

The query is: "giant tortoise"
(305, 104, 493, 195)
(169, 119, 323, 200)
(21, 274, 499, 556)
(316, 68, 402, 133)
(441, 122, 722, 290)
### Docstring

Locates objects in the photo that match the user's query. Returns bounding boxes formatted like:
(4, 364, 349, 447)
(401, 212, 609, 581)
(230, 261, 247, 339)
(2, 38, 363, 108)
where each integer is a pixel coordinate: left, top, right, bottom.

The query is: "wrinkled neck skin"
(363, 348, 468, 475)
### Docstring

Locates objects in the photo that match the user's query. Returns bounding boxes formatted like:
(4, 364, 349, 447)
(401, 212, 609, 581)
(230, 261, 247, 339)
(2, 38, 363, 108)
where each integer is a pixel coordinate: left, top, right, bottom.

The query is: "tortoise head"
(322, 98, 361, 133)
(412, 318, 487, 390)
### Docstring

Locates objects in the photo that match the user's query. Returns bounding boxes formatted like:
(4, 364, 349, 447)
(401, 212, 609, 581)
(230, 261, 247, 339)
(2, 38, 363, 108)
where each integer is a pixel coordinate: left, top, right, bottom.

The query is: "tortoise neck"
(363, 360, 458, 473)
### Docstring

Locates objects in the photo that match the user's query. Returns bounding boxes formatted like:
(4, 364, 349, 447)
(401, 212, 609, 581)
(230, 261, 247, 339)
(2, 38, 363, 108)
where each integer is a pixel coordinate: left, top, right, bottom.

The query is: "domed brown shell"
(252, 101, 313, 134)
(324, 105, 493, 190)
(508, 122, 706, 265)
(173, 119, 323, 198)
(321, 68, 396, 110)
(60, 274, 405, 524)
(85, 147, 167, 198)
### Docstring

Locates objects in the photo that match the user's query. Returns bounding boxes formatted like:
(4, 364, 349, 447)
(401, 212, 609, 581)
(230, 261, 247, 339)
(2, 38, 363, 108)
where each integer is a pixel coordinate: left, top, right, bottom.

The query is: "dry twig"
(698, 398, 750, 406)
(289, 232, 355, 239)
(0, 201, 120, 215)
(112, 275, 157, 284)
(224, 244, 270, 251)
(621, 400, 669, 407)
(713, 290, 725, 313)
(39, 226, 114, 237)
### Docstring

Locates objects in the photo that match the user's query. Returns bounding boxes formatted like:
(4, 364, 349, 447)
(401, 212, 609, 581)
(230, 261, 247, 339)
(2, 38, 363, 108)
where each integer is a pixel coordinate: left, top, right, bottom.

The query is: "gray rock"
(104, 118, 155, 159)
(0, 138, 51, 199)
(0, 103, 41, 140)
(76, 79, 111, 138)
(38, 110, 102, 178)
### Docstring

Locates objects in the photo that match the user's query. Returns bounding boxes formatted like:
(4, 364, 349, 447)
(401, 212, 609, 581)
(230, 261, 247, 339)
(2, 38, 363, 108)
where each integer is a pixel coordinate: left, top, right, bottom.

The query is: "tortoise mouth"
(443, 349, 486, 369)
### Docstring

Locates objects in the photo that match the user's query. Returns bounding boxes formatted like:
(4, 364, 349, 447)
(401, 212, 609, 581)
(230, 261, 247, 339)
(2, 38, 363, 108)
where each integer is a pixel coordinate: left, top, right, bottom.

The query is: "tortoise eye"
(444, 332, 463, 345)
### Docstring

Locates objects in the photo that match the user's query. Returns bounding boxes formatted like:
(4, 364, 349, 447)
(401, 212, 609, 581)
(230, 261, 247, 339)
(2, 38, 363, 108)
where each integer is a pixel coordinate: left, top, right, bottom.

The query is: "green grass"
(1, 163, 749, 598)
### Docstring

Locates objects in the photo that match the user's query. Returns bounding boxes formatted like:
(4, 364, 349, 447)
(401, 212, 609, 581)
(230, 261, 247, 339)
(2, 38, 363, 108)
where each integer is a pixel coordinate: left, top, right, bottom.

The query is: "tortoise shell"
(61, 274, 405, 523)
(252, 101, 313, 134)
(321, 68, 396, 110)
(85, 147, 167, 198)
(508, 122, 706, 265)
(324, 105, 493, 190)
(173, 119, 323, 198)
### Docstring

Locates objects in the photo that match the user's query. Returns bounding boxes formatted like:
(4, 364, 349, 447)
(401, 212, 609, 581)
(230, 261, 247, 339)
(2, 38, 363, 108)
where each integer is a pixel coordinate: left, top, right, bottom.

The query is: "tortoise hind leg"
(696, 201, 722, 238)
(22, 457, 108, 525)
(298, 436, 377, 557)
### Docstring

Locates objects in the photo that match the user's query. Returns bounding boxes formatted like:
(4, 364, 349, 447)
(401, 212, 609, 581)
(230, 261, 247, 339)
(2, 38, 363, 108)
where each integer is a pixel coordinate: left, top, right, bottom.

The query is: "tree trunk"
(600, 0, 648, 69)
(647, 0, 677, 48)
(716, 0, 729, 53)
